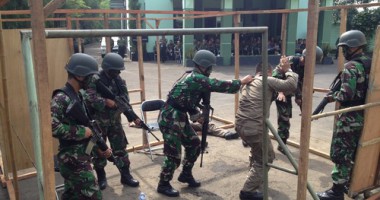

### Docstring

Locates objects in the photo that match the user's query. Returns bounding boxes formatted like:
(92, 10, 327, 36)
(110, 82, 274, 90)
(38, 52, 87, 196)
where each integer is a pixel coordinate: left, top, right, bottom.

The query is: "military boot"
(120, 166, 139, 187)
(157, 180, 179, 197)
(316, 183, 345, 200)
(95, 168, 107, 190)
(178, 167, 201, 187)
(239, 190, 263, 200)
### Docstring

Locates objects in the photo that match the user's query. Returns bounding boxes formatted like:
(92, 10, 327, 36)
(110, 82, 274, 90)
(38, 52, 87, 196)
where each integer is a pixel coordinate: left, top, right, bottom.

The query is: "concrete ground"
(0, 43, 368, 199)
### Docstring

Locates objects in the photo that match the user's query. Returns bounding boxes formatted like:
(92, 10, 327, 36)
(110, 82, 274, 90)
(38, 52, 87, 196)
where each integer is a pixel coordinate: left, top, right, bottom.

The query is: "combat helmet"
(101, 53, 125, 70)
(65, 53, 98, 76)
(193, 50, 216, 68)
(302, 46, 324, 62)
(337, 30, 367, 48)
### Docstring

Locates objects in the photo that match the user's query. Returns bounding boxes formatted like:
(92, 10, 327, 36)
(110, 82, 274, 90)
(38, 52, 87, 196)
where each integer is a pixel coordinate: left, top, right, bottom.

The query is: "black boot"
(316, 183, 345, 200)
(95, 168, 107, 190)
(157, 180, 179, 197)
(178, 167, 201, 187)
(239, 190, 263, 200)
(120, 166, 139, 187)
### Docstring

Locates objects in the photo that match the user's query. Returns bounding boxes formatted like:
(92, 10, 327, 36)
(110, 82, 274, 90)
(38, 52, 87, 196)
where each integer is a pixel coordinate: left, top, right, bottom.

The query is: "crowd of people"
(51, 29, 371, 200)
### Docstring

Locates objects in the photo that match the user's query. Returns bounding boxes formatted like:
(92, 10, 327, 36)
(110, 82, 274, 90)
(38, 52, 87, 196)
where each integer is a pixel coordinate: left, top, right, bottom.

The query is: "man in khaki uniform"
(235, 59, 298, 200)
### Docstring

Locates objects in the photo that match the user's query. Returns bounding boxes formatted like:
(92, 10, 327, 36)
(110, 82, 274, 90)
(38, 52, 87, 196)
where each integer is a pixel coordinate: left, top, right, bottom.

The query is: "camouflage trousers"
(58, 148, 102, 200)
(330, 127, 362, 184)
(275, 95, 292, 140)
(92, 123, 130, 170)
(158, 109, 201, 182)
(236, 125, 275, 192)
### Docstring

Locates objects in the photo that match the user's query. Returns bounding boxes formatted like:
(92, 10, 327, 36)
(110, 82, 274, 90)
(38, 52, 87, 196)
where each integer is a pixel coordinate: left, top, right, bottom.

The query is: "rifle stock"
(312, 72, 342, 115)
(95, 80, 160, 141)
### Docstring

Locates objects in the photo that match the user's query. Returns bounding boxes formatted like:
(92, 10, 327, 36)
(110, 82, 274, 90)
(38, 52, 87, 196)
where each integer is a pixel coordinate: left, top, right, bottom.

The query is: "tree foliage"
(333, 0, 380, 40)
(0, 0, 110, 29)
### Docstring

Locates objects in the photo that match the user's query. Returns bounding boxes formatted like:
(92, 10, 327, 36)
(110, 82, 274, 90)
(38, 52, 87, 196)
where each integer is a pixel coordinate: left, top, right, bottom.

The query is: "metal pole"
(20, 33, 44, 200)
(261, 28, 269, 200)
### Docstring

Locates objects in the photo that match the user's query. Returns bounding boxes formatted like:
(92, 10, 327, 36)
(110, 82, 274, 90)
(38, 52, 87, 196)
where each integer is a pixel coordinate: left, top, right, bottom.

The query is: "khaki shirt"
(235, 71, 298, 137)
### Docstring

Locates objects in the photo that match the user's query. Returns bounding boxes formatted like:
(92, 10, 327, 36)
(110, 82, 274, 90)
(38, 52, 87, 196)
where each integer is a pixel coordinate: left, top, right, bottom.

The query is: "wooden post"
(281, 13, 288, 55)
(76, 20, 82, 53)
(338, 9, 347, 71)
(155, 19, 162, 99)
(297, 1, 319, 200)
(233, 14, 240, 114)
(0, 26, 18, 200)
(136, 13, 147, 144)
(30, 0, 56, 199)
(66, 15, 73, 54)
(103, 14, 111, 53)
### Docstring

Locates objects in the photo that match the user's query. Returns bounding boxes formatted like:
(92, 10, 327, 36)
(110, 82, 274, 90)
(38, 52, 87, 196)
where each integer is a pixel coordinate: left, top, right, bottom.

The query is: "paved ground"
(0, 43, 367, 199)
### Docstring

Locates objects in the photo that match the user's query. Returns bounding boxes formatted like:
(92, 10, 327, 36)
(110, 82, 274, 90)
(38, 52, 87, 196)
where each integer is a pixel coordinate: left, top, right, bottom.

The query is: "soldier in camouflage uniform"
(272, 46, 323, 154)
(156, 50, 253, 197)
(51, 53, 112, 200)
(317, 30, 371, 200)
(83, 53, 140, 190)
(236, 61, 298, 200)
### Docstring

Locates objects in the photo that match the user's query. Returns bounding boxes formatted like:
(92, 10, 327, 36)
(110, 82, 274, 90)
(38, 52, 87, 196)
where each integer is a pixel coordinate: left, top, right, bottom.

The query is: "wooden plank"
(6, 180, 15, 200)
(349, 25, 380, 196)
(30, 0, 56, 198)
(297, 1, 319, 199)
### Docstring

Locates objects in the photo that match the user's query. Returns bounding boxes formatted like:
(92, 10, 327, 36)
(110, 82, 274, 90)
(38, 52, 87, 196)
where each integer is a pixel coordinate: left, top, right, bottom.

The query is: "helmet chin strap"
(344, 47, 361, 60)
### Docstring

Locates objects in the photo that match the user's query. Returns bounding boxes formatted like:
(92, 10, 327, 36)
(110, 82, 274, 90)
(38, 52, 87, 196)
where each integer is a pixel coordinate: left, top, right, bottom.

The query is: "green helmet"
(101, 53, 125, 70)
(192, 50, 216, 68)
(302, 46, 324, 62)
(65, 53, 98, 76)
(337, 30, 367, 48)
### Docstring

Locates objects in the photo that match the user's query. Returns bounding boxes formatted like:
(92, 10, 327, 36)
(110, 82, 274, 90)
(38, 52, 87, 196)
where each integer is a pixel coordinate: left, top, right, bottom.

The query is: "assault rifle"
(95, 80, 160, 141)
(312, 72, 342, 115)
(199, 92, 213, 168)
(66, 100, 118, 164)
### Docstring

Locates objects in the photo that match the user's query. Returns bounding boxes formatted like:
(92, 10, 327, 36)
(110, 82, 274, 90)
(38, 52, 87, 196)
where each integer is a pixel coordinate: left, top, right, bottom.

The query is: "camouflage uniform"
(84, 71, 131, 170)
(158, 71, 241, 181)
(51, 83, 102, 200)
(272, 56, 303, 141)
(330, 54, 370, 184)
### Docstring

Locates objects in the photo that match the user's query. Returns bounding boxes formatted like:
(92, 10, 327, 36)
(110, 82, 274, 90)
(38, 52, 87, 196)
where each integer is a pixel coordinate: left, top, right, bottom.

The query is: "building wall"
(145, 0, 174, 53)
(296, 0, 308, 39)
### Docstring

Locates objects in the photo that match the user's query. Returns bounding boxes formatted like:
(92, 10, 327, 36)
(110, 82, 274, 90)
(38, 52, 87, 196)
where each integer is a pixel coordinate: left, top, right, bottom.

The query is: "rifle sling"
(53, 83, 91, 147)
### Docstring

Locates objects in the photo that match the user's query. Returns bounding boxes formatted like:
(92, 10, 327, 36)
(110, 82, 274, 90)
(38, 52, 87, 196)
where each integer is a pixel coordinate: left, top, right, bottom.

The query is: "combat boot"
(157, 180, 179, 197)
(316, 183, 345, 200)
(95, 168, 107, 190)
(120, 166, 139, 187)
(178, 167, 201, 187)
(239, 190, 263, 200)
(224, 132, 239, 140)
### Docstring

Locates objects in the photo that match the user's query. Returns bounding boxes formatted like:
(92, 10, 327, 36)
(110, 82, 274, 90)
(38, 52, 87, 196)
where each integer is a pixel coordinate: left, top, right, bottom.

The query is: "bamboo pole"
(312, 102, 380, 121)
(66, 15, 73, 54)
(20, 34, 44, 200)
(29, 0, 56, 199)
(297, 1, 319, 199)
